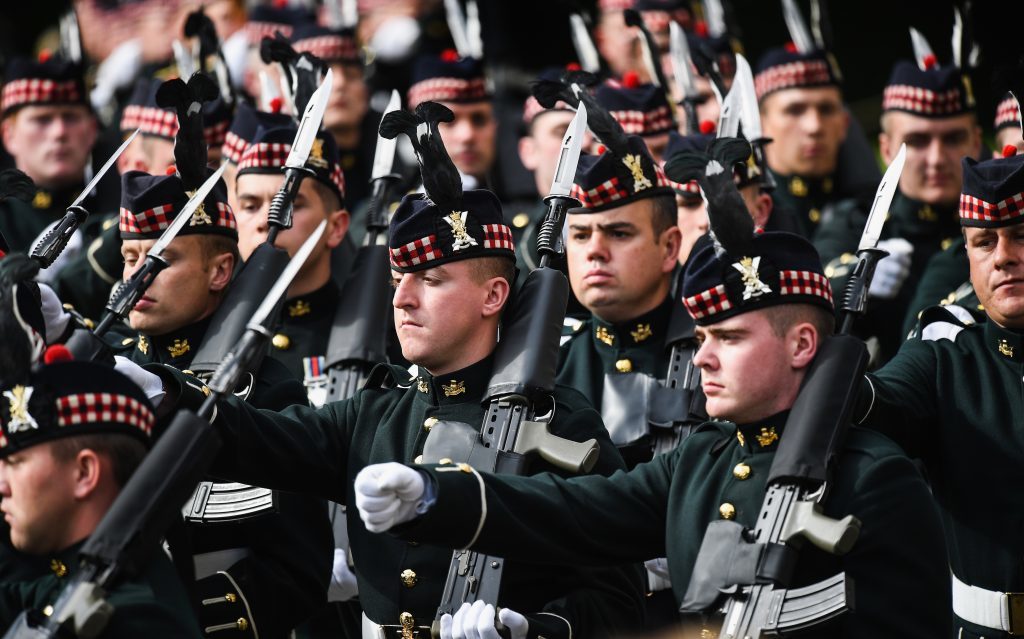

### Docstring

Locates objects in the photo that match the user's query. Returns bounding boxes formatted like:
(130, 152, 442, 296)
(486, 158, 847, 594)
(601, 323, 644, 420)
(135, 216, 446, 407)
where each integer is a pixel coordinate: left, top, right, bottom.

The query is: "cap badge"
(630, 323, 653, 343)
(622, 154, 652, 192)
(444, 211, 479, 252)
(168, 338, 190, 358)
(4, 386, 38, 433)
(187, 192, 213, 226)
(442, 380, 466, 397)
(733, 256, 772, 300)
(308, 138, 328, 169)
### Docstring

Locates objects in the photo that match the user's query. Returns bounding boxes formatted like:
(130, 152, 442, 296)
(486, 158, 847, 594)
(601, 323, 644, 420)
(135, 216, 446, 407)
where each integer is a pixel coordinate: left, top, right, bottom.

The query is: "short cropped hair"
(762, 303, 835, 339)
(649, 193, 678, 239)
(49, 433, 148, 488)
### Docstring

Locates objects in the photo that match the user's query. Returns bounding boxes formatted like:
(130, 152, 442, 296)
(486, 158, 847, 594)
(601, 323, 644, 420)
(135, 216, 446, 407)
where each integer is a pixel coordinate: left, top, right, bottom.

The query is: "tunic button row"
(400, 568, 418, 588)
(719, 503, 736, 520)
(424, 416, 438, 432)
(733, 463, 751, 480)
(615, 358, 633, 373)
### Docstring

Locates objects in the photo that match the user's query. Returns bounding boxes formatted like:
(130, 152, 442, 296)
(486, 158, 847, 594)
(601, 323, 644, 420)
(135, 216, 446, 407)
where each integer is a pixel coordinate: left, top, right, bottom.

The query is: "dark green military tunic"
(0, 173, 119, 254)
(106, 317, 335, 638)
(52, 217, 122, 321)
(268, 281, 341, 384)
(862, 318, 1024, 637)
(0, 541, 201, 637)
(399, 411, 951, 637)
(901, 236, 980, 336)
(164, 355, 645, 638)
(557, 296, 676, 468)
(767, 169, 868, 264)
(823, 192, 961, 362)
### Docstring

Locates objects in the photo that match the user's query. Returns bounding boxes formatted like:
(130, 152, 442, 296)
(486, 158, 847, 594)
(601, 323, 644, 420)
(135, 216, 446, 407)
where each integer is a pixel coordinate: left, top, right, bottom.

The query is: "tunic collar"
(590, 296, 674, 352)
(413, 354, 494, 406)
(985, 320, 1024, 364)
(734, 410, 790, 454)
(146, 316, 213, 367)
(283, 280, 340, 323)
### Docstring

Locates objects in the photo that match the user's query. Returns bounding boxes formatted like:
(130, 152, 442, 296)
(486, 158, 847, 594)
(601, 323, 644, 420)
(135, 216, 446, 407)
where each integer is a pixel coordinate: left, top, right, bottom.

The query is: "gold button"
(615, 358, 633, 373)
(512, 212, 530, 228)
(733, 463, 751, 480)
(50, 559, 67, 578)
(719, 503, 736, 520)
(236, 618, 249, 631)
(121, 337, 135, 346)
(62, 303, 74, 310)
(400, 612, 415, 628)
(271, 333, 291, 350)
(400, 568, 417, 588)
(423, 416, 438, 431)
(439, 458, 452, 465)
(182, 370, 195, 376)
(42, 605, 53, 617)
(457, 463, 472, 473)
(224, 593, 237, 603)
(809, 208, 821, 224)
(82, 318, 94, 329)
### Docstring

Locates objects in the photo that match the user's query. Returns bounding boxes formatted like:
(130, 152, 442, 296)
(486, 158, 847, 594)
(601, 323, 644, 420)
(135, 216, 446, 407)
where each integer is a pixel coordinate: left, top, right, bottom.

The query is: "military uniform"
(0, 181, 118, 255)
(901, 235, 980, 336)
(266, 282, 341, 388)
(769, 169, 867, 262)
(0, 541, 202, 638)
(51, 216, 122, 321)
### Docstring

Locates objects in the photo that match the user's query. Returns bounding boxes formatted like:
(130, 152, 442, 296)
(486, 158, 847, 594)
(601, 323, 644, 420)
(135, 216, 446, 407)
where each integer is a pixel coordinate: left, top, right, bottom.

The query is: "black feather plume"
(0, 170, 35, 203)
(292, 52, 327, 116)
(260, 32, 297, 66)
(379, 101, 462, 212)
(577, 91, 630, 156)
(664, 138, 755, 257)
(0, 254, 44, 385)
(531, 80, 580, 110)
(184, 8, 219, 65)
(156, 72, 219, 190)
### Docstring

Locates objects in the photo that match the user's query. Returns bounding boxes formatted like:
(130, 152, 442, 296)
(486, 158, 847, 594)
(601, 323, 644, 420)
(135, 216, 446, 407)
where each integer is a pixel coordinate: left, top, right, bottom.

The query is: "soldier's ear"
(207, 250, 235, 293)
(70, 448, 103, 500)
(518, 136, 539, 171)
(480, 275, 511, 319)
(325, 208, 350, 250)
(788, 321, 818, 371)
(659, 225, 682, 274)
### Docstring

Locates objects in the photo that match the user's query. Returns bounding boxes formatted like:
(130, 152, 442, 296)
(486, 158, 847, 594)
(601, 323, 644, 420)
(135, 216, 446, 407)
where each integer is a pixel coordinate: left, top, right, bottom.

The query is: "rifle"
(29, 131, 138, 269)
(321, 90, 402, 406)
(428, 103, 595, 638)
(678, 144, 907, 637)
(1, 221, 327, 639)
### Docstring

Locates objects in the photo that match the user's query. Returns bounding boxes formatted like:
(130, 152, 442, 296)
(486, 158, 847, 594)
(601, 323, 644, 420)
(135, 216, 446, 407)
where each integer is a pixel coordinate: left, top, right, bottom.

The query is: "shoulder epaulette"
(914, 304, 978, 342)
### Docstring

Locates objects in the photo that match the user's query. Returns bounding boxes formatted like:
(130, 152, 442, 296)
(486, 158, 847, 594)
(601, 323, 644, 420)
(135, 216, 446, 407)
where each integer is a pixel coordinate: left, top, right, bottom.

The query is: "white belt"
(952, 573, 1024, 635)
(360, 614, 385, 639)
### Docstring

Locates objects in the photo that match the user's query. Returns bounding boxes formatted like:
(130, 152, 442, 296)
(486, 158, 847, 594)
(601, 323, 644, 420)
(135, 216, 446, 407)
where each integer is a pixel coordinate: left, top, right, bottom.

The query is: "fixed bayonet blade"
(371, 91, 402, 180)
(549, 102, 588, 198)
(71, 129, 139, 209)
(702, 0, 727, 37)
(858, 144, 905, 252)
(569, 14, 601, 74)
(249, 220, 327, 329)
(909, 27, 935, 71)
(669, 21, 698, 101)
(149, 163, 227, 257)
(782, 0, 815, 54)
(733, 54, 763, 140)
(717, 83, 741, 138)
(285, 69, 333, 169)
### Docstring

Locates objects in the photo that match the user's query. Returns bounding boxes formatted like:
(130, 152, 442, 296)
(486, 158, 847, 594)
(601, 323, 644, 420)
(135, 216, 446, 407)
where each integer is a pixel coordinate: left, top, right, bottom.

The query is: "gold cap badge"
(444, 211, 479, 252)
(622, 154, 652, 192)
(733, 256, 772, 301)
(4, 386, 38, 433)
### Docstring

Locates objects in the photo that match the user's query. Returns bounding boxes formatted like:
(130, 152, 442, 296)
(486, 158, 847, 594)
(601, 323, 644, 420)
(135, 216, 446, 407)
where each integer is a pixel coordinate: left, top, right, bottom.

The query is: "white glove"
(354, 462, 427, 533)
(90, 39, 144, 112)
(327, 547, 359, 602)
(644, 557, 672, 580)
(113, 356, 166, 407)
(868, 238, 914, 300)
(441, 601, 528, 639)
(37, 283, 72, 344)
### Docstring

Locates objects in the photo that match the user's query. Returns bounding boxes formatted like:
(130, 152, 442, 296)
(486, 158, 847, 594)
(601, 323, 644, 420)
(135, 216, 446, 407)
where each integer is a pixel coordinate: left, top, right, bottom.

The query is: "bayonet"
(95, 163, 227, 336)
(702, 0, 727, 38)
(569, 14, 601, 74)
(732, 54, 762, 141)
(58, 9, 82, 63)
(31, 129, 140, 268)
(365, 90, 403, 235)
(716, 80, 741, 139)
(267, 69, 333, 243)
(465, 0, 483, 59)
(669, 21, 698, 102)
(859, 144, 905, 252)
(624, 9, 679, 126)
(371, 91, 402, 181)
(781, 0, 815, 54)
(537, 102, 587, 267)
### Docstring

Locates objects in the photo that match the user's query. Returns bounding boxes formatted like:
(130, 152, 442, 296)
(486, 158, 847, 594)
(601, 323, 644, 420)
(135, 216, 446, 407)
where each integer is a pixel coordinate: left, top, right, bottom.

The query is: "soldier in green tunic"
(108, 167, 335, 638)
(0, 311, 200, 638)
(825, 38, 983, 361)
(132, 136, 645, 637)
(0, 55, 119, 255)
(857, 151, 1024, 638)
(352, 223, 951, 638)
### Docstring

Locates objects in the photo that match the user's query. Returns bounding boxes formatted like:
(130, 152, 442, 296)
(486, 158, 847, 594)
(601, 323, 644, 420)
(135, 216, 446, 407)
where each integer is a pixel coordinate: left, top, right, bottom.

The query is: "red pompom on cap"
(1003, 144, 1019, 158)
(922, 54, 938, 70)
(440, 49, 460, 62)
(595, 144, 607, 155)
(699, 120, 716, 135)
(43, 344, 73, 364)
(38, 49, 52, 63)
(272, 0, 287, 8)
(165, 165, 177, 175)
(269, 96, 283, 113)
(622, 70, 641, 89)
(566, 62, 582, 72)
(694, 21, 709, 38)
(784, 42, 798, 53)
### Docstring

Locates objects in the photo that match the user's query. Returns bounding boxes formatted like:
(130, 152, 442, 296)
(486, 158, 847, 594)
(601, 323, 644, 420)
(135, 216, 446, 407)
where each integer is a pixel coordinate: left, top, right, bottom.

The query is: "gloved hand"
(354, 462, 427, 533)
(441, 601, 528, 639)
(644, 557, 672, 580)
(37, 283, 72, 344)
(327, 547, 359, 602)
(113, 356, 166, 406)
(868, 238, 914, 300)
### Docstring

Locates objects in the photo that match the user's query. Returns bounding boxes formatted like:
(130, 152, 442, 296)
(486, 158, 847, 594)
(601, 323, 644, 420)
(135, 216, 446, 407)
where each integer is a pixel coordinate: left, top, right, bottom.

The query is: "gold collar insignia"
(168, 338, 190, 358)
(789, 176, 807, 197)
(444, 211, 479, 252)
(416, 378, 429, 394)
(3, 386, 38, 433)
(999, 339, 1015, 358)
(630, 323, 653, 343)
(756, 426, 779, 448)
(733, 256, 772, 300)
(32, 190, 52, 209)
(622, 154, 652, 192)
(442, 380, 466, 397)
(288, 300, 312, 317)
(137, 334, 149, 355)
(595, 326, 615, 346)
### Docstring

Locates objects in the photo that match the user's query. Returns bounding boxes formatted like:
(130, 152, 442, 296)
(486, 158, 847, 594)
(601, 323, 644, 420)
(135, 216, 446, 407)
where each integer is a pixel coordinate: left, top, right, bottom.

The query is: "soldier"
(595, 72, 675, 162)
(132, 157, 646, 637)
(0, 54, 118, 253)
(292, 24, 378, 211)
(831, 46, 982, 358)
(220, 101, 293, 212)
(995, 92, 1023, 156)
(353, 227, 951, 638)
(111, 168, 335, 638)
(0, 263, 200, 635)
(233, 124, 350, 389)
(857, 151, 1024, 638)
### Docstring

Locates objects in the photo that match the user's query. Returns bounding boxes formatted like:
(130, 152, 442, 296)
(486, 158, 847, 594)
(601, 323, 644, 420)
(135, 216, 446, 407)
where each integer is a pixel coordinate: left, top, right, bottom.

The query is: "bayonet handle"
(365, 173, 399, 234)
(838, 247, 888, 334)
(267, 166, 314, 244)
(30, 205, 89, 268)
(537, 195, 579, 268)
(95, 255, 169, 336)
